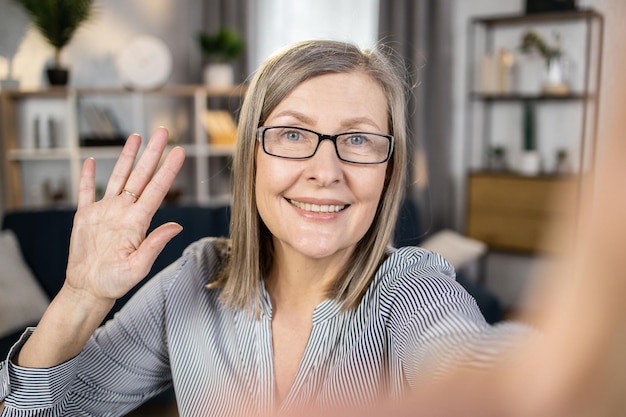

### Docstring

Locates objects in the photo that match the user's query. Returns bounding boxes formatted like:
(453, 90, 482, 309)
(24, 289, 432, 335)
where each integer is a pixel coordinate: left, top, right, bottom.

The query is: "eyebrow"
(269, 110, 384, 132)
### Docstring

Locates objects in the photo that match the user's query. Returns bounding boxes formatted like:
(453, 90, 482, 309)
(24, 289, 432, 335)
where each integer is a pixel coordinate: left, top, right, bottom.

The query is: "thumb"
(133, 222, 183, 278)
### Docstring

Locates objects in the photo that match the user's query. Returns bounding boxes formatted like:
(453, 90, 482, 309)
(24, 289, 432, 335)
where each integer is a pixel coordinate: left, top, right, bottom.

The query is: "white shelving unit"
(1, 85, 245, 210)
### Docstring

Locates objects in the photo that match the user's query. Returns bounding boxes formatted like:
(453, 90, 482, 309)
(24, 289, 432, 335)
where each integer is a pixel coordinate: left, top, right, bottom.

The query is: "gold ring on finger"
(121, 188, 140, 202)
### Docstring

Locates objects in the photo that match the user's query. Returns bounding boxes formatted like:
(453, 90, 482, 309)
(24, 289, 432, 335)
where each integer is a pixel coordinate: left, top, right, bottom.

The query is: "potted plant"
(12, 0, 95, 86)
(197, 27, 244, 87)
(519, 30, 569, 95)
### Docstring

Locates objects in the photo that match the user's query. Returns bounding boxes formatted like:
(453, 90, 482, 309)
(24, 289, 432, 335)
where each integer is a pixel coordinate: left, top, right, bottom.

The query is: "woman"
(2, 40, 623, 417)
(2, 39, 517, 416)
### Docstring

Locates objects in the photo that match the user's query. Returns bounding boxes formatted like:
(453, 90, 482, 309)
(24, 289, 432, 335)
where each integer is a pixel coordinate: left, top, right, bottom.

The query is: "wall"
(0, 0, 204, 88)
(0, 0, 206, 215)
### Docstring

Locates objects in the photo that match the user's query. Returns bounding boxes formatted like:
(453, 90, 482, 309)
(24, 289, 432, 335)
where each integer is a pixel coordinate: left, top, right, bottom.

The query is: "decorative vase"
(203, 63, 234, 87)
(542, 56, 569, 95)
(46, 68, 69, 86)
(519, 101, 541, 175)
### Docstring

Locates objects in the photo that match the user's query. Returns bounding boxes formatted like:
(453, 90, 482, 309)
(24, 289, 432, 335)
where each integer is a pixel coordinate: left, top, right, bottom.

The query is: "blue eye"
(348, 135, 366, 146)
(285, 130, 302, 141)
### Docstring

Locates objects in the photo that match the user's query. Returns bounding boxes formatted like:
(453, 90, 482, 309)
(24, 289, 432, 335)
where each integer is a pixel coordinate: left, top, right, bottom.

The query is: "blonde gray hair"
(213, 39, 409, 313)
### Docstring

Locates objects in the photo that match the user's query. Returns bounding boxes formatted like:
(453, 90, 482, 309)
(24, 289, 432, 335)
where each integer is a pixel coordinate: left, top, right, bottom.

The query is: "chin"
(290, 239, 352, 260)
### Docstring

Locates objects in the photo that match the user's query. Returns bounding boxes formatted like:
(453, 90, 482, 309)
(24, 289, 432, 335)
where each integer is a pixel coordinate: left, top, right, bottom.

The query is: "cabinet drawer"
(466, 173, 577, 252)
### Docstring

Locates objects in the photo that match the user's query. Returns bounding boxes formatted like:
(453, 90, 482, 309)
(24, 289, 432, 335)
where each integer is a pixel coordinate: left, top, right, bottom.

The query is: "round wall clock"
(116, 35, 173, 90)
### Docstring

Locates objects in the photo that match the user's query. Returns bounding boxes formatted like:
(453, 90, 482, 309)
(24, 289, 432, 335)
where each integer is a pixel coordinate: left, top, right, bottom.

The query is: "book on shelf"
(81, 104, 126, 146)
(203, 110, 237, 145)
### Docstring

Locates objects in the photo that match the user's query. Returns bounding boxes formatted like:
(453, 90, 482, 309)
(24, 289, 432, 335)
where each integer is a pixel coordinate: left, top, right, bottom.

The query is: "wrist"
(58, 283, 116, 316)
(14, 285, 115, 368)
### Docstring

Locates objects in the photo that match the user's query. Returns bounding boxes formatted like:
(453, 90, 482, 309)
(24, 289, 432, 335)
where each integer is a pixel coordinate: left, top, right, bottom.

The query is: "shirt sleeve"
(0, 328, 82, 412)
(0, 259, 182, 416)
(386, 248, 532, 385)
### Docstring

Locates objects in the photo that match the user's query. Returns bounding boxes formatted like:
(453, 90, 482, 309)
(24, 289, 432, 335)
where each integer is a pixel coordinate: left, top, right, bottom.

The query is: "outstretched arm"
(14, 127, 185, 369)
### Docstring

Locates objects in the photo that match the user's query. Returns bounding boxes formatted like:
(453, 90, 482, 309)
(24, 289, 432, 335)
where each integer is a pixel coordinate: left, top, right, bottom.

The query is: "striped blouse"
(0, 238, 526, 416)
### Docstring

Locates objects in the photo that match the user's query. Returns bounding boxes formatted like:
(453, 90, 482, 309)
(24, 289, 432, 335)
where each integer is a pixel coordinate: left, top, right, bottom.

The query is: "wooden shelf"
(1, 85, 246, 210)
(1, 84, 247, 98)
(8, 148, 73, 161)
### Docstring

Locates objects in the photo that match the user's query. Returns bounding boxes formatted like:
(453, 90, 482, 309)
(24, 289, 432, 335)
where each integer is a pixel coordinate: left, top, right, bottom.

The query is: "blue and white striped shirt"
(0, 238, 526, 416)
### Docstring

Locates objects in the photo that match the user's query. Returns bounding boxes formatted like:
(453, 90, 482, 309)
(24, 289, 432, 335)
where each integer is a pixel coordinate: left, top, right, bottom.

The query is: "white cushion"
(0, 230, 50, 337)
(420, 229, 488, 270)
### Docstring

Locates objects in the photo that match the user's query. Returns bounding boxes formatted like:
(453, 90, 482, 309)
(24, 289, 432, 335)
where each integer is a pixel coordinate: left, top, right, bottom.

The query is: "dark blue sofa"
(0, 199, 501, 361)
(0, 205, 231, 356)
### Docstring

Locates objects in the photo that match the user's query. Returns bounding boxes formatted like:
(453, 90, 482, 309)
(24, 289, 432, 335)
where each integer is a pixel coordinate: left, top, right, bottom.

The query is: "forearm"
(15, 284, 114, 368)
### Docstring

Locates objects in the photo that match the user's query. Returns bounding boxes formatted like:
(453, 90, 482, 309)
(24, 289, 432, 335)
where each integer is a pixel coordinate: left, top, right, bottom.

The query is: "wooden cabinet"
(0, 85, 246, 210)
(466, 172, 577, 253)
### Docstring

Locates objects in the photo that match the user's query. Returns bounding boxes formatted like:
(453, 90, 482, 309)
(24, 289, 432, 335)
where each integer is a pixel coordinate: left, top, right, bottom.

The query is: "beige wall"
(592, 0, 626, 162)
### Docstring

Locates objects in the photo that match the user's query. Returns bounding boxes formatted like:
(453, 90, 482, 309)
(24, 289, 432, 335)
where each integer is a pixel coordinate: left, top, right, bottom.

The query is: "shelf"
(1, 84, 246, 210)
(1, 84, 247, 98)
(469, 170, 577, 181)
(464, 9, 602, 255)
(470, 92, 590, 102)
(472, 8, 602, 26)
(8, 148, 73, 161)
(1, 88, 70, 99)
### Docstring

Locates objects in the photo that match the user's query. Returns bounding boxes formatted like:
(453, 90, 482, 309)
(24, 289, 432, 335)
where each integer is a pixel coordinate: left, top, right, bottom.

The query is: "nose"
(305, 139, 343, 186)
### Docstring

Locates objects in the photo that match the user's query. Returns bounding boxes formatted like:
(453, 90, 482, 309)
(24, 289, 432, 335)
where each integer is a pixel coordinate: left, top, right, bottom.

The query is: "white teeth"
(289, 199, 346, 213)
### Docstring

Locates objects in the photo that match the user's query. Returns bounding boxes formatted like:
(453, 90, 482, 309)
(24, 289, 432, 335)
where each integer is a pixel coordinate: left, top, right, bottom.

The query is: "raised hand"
(15, 127, 185, 368)
(66, 127, 185, 304)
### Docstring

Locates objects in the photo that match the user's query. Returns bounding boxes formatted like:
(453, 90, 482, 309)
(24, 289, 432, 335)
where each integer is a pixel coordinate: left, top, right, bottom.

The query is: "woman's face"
(255, 71, 389, 263)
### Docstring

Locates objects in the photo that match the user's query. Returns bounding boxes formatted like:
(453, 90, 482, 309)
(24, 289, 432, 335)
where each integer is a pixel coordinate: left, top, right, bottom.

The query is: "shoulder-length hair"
(211, 39, 409, 313)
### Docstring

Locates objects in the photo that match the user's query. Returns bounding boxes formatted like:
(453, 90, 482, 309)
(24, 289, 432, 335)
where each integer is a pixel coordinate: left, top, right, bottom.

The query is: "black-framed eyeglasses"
(257, 126, 394, 164)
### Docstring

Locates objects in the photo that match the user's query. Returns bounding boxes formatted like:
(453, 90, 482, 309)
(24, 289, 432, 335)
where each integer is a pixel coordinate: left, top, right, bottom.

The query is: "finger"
(130, 222, 183, 278)
(122, 127, 171, 199)
(135, 146, 186, 213)
(77, 157, 96, 208)
(104, 133, 142, 198)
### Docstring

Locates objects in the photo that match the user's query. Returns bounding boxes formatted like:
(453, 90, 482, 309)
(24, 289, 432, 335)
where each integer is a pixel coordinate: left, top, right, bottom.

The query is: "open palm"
(65, 127, 185, 303)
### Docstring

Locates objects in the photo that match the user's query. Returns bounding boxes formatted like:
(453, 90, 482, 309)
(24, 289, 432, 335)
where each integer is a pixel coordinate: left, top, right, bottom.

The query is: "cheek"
(255, 151, 296, 207)
(358, 166, 387, 201)
(349, 166, 388, 221)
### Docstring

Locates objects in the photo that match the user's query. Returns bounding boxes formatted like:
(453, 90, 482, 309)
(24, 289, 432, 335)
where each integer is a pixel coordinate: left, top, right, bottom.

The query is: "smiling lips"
(288, 199, 347, 213)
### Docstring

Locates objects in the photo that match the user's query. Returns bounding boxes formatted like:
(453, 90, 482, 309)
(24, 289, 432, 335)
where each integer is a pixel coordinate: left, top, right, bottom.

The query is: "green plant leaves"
(197, 27, 244, 62)
(12, 0, 95, 64)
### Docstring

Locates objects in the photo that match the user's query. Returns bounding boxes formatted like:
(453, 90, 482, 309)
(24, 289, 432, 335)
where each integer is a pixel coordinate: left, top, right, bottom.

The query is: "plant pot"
(46, 68, 70, 86)
(518, 150, 542, 176)
(203, 63, 234, 87)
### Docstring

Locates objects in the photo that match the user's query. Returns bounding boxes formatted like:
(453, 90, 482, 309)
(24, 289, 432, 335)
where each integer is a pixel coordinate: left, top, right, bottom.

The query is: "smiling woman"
(0, 39, 528, 417)
(2, 32, 626, 417)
